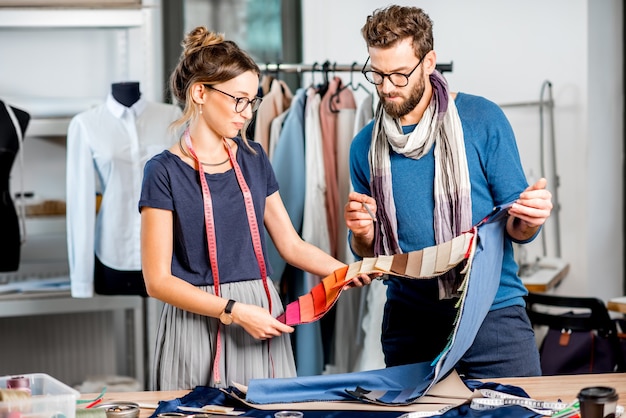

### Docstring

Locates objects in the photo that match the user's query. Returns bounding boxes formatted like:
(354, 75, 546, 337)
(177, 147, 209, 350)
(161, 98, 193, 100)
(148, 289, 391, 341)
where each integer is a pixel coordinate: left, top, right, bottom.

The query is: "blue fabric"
(245, 361, 434, 404)
(262, 88, 323, 376)
(356, 218, 506, 404)
(424, 221, 504, 392)
(292, 272, 324, 377)
(244, 213, 507, 406)
(139, 138, 278, 286)
(151, 384, 237, 415)
(149, 379, 540, 418)
(265, 88, 307, 282)
(349, 92, 530, 312)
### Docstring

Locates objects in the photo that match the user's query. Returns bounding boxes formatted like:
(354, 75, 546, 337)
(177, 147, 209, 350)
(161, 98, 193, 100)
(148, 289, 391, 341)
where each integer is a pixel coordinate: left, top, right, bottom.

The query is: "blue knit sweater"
(350, 92, 533, 310)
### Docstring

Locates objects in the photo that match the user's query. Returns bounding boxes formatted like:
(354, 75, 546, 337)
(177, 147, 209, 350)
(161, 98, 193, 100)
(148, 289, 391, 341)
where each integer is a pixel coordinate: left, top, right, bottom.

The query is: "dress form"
(0, 100, 30, 272)
(90, 82, 147, 296)
(111, 81, 141, 107)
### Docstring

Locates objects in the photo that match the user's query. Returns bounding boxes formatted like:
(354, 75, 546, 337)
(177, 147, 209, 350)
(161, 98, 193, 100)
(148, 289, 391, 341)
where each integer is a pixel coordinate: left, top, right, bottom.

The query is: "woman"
(139, 27, 373, 390)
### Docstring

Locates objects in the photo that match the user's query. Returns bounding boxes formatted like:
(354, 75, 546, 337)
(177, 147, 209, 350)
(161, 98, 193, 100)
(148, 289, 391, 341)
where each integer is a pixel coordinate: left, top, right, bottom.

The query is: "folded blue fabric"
(244, 361, 433, 404)
(151, 384, 237, 416)
(149, 379, 540, 418)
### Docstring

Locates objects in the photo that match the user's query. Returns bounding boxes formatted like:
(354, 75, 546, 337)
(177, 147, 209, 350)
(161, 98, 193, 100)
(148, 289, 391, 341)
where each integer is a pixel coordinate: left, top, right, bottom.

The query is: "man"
(344, 5, 553, 378)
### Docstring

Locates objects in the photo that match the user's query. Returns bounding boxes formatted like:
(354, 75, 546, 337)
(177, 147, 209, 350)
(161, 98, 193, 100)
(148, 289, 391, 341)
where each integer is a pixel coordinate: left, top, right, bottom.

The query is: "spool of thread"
(95, 402, 140, 418)
(0, 389, 31, 402)
(6, 377, 30, 395)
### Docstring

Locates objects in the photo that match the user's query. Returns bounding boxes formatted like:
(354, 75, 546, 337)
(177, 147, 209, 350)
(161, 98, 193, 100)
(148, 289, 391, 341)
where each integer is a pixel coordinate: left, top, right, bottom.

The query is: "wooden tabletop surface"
(80, 372, 626, 417)
(608, 296, 626, 314)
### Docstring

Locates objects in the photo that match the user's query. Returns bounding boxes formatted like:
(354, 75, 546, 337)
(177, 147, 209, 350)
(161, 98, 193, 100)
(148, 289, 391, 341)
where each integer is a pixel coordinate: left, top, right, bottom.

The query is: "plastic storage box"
(0, 373, 79, 418)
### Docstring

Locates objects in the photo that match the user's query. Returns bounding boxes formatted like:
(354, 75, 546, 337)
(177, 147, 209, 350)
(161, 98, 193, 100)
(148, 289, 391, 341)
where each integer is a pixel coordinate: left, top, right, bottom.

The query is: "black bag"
(539, 327, 617, 375)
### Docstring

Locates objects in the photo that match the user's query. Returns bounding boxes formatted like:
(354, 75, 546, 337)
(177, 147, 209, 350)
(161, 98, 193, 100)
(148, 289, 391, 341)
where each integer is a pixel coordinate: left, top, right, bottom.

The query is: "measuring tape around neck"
(184, 129, 273, 385)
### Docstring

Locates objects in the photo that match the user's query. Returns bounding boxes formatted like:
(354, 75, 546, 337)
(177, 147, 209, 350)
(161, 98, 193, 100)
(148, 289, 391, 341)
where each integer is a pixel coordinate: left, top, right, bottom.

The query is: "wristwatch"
(219, 299, 236, 325)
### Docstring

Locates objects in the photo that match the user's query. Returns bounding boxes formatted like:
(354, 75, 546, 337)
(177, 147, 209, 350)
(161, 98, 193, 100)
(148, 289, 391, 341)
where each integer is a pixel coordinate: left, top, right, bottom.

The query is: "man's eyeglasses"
(361, 54, 427, 87)
(204, 84, 262, 113)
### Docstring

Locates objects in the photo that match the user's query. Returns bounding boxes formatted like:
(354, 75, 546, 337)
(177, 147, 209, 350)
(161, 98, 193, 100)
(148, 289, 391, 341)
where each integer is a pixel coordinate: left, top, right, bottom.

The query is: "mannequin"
(90, 81, 146, 295)
(0, 100, 30, 272)
(66, 85, 183, 298)
(111, 81, 141, 107)
(94, 255, 147, 296)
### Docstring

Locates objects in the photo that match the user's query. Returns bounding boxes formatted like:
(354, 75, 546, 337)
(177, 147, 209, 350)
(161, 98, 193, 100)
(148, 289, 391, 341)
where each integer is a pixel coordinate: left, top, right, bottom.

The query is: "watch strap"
(224, 299, 236, 314)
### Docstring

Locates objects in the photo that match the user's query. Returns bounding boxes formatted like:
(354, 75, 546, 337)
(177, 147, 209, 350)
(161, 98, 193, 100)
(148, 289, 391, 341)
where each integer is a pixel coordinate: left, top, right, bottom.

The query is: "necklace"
(178, 137, 230, 166)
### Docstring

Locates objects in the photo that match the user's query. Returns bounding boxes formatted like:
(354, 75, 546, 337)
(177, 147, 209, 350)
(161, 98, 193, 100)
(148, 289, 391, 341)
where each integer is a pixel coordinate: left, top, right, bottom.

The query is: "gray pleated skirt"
(151, 279, 297, 390)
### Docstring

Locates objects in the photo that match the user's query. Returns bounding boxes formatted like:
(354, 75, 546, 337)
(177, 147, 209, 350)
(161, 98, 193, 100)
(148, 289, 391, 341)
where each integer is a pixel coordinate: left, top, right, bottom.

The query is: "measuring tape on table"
(471, 389, 570, 416)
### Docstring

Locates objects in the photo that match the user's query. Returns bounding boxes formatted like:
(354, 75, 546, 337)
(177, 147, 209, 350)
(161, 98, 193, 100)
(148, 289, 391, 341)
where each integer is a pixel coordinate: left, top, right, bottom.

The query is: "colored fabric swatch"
(276, 230, 475, 326)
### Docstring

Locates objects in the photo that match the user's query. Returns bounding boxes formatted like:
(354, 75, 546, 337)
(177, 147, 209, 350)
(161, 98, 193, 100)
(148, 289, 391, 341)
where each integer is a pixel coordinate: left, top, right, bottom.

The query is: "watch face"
(220, 312, 233, 325)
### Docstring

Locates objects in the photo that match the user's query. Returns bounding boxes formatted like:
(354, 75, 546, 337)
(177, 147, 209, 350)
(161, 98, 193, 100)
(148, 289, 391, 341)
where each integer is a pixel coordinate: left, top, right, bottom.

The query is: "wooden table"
(608, 296, 626, 314)
(494, 373, 626, 402)
(81, 373, 626, 417)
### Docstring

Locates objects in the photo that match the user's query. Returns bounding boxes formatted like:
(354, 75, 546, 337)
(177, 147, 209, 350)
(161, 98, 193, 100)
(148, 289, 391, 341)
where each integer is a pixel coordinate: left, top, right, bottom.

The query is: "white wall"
(302, 0, 624, 300)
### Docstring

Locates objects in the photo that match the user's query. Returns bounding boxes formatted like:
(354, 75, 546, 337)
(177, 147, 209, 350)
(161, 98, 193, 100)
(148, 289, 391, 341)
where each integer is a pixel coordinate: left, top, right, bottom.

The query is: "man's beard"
(379, 73, 426, 119)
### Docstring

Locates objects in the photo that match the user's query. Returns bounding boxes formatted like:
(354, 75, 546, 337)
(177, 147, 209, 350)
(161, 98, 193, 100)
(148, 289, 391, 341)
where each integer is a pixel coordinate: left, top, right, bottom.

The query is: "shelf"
(0, 291, 142, 315)
(0, 8, 144, 28)
(4, 95, 104, 136)
(26, 117, 70, 137)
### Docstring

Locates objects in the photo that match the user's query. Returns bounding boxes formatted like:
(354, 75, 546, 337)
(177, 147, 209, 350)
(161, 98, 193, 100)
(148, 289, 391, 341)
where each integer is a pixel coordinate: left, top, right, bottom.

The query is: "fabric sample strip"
(276, 230, 475, 326)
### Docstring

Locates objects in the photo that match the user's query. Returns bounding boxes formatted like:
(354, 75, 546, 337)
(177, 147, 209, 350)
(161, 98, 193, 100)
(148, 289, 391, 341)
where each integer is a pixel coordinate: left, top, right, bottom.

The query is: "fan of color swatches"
(277, 229, 476, 326)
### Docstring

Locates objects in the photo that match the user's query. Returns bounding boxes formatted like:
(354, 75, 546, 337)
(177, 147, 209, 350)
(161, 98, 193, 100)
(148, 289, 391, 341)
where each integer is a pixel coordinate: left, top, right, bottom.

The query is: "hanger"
(273, 63, 288, 95)
(309, 61, 319, 88)
(328, 62, 371, 113)
(259, 63, 278, 96)
(317, 60, 331, 97)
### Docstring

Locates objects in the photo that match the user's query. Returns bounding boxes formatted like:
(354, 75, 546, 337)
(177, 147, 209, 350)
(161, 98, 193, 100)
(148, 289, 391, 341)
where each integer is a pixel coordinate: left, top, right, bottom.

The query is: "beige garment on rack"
(254, 79, 292, 156)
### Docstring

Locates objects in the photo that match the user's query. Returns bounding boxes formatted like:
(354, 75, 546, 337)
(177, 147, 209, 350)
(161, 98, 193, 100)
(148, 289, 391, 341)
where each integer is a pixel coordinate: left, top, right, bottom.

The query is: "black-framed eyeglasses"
(361, 54, 427, 87)
(204, 84, 262, 113)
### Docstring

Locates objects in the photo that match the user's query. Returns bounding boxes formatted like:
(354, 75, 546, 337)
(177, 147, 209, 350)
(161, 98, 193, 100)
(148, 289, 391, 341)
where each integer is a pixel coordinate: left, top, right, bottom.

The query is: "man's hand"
(345, 272, 384, 288)
(345, 192, 377, 257)
(506, 178, 553, 241)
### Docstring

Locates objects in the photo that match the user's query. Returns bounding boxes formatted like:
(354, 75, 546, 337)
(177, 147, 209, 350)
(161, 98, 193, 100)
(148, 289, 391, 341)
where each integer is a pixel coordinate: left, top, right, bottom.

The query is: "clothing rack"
(261, 61, 454, 74)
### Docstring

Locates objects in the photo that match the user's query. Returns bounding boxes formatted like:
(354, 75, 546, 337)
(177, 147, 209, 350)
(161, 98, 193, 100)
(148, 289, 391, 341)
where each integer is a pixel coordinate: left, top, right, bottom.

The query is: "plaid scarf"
(369, 70, 472, 298)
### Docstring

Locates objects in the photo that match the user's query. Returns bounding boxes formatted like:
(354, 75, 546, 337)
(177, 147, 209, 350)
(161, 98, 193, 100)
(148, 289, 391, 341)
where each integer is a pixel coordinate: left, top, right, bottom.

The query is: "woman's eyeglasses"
(205, 84, 262, 113)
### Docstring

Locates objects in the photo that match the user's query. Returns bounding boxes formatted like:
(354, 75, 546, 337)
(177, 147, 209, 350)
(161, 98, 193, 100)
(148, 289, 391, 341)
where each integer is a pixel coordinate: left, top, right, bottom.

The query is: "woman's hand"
(231, 302, 294, 340)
